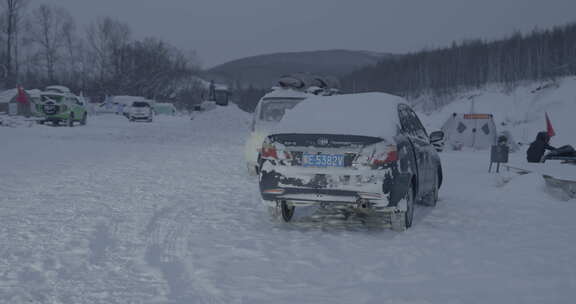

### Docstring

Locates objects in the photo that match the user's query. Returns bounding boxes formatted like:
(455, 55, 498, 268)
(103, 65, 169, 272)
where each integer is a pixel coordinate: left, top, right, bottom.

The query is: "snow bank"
(192, 103, 251, 132)
(418, 77, 576, 148)
(276, 92, 404, 137)
(0, 114, 36, 128)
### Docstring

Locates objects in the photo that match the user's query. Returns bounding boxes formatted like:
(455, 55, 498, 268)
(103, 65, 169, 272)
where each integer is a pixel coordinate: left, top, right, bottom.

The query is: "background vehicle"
(258, 92, 444, 230)
(36, 86, 87, 127)
(127, 101, 154, 122)
(244, 88, 310, 175)
(244, 74, 340, 175)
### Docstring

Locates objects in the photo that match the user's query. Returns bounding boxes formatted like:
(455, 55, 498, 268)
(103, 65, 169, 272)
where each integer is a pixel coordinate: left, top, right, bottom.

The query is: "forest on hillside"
(342, 22, 576, 110)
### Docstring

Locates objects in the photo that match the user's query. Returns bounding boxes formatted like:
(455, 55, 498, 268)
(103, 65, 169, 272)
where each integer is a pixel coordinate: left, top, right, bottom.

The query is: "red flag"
(16, 85, 28, 104)
(545, 112, 556, 138)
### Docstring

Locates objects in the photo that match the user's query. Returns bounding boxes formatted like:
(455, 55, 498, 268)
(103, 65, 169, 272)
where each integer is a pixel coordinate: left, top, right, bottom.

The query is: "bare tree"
(86, 16, 131, 87)
(59, 8, 83, 87)
(1, 0, 28, 86)
(28, 4, 73, 83)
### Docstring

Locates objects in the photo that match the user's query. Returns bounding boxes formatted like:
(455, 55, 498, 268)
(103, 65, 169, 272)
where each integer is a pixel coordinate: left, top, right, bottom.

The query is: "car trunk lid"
(264, 133, 387, 168)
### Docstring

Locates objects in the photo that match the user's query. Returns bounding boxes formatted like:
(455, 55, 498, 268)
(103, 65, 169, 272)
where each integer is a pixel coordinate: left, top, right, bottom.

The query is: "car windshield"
(41, 95, 63, 103)
(259, 98, 304, 122)
(132, 102, 149, 107)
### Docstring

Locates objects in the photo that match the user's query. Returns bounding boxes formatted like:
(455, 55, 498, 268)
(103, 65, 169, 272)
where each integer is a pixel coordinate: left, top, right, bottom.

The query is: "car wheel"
(80, 113, 87, 125)
(68, 113, 74, 127)
(256, 154, 263, 175)
(392, 181, 415, 231)
(280, 200, 295, 222)
(422, 171, 439, 207)
(405, 182, 415, 228)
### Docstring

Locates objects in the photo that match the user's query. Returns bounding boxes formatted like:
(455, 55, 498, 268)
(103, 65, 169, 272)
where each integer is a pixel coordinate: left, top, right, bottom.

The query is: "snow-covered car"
(258, 93, 444, 230)
(244, 88, 311, 175)
(128, 101, 154, 122)
(36, 86, 88, 127)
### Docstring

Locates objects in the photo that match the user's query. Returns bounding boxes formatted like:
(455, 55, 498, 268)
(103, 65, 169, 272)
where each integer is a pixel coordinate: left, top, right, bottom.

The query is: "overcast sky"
(41, 0, 576, 68)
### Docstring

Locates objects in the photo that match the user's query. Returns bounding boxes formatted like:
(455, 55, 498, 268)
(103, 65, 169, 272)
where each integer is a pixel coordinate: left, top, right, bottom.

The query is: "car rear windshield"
(259, 98, 304, 122)
(132, 102, 150, 107)
(41, 95, 63, 102)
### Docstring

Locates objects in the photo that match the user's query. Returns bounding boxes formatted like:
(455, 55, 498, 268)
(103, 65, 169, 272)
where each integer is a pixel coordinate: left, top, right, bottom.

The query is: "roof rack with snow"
(276, 73, 340, 96)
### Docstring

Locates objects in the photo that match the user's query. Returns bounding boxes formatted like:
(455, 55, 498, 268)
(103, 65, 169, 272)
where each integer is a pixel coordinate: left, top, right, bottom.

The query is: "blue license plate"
(302, 153, 345, 168)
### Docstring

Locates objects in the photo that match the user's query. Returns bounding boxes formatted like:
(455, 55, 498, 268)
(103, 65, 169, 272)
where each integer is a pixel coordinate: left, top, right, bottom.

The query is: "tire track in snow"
(144, 200, 237, 304)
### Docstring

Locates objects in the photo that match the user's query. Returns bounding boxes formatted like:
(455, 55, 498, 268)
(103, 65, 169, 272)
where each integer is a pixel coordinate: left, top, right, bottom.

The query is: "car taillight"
(372, 145, 398, 166)
(353, 143, 397, 168)
(261, 141, 278, 159)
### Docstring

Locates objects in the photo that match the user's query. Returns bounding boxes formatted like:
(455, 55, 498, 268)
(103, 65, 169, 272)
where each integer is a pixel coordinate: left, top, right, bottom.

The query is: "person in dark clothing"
(526, 132, 556, 163)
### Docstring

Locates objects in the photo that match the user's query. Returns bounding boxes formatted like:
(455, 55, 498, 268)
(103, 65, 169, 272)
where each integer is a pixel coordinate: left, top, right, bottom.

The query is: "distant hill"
(206, 50, 395, 89)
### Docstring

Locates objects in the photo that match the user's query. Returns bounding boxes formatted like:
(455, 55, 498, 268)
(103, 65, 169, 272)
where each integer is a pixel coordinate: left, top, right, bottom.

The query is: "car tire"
(256, 154, 265, 176)
(405, 182, 415, 228)
(80, 113, 87, 125)
(422, 171, 439, 207)
(392, 181, 415, 231)
(68, 113, 74, 127)
(280, 200, 295, 222)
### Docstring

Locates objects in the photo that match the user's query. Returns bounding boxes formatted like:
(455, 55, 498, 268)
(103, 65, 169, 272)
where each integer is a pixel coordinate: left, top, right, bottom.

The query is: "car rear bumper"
(41, 114, 68, 121)
(131, 115, 151, 120)
(259, 163, 412, 210)
(261, 186, 387, 207)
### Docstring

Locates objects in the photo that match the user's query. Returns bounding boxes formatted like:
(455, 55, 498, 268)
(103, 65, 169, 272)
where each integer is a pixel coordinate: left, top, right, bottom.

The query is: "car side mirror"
(429, 131, 444, 143)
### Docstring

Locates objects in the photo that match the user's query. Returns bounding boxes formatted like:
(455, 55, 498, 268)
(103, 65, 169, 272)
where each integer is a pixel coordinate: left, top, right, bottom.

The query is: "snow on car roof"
(26, 89, 42, 98)
(41, 91, 65, 97)
(261, 88, 311, 100)
(274, 92, 404, 138)
(45, 85, 71, 93)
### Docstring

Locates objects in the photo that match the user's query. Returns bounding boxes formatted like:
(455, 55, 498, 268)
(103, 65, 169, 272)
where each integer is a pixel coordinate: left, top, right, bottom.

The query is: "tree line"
(0, 0, 204, 109)
(342, 22, 576, 111)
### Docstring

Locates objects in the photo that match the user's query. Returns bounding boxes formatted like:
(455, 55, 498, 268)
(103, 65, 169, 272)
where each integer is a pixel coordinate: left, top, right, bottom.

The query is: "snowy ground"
(1, 108, 575, 304)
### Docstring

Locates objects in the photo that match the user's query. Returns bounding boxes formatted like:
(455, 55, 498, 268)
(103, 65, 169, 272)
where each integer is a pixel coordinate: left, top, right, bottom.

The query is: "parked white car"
(127, 101, 154, 122)
(244, 88, 311, 175)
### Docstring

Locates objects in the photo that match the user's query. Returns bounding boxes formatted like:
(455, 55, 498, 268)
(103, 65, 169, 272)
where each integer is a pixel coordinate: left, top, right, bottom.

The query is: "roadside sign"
(489, 144, 509, 173)
(464, 114, 492, 119)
